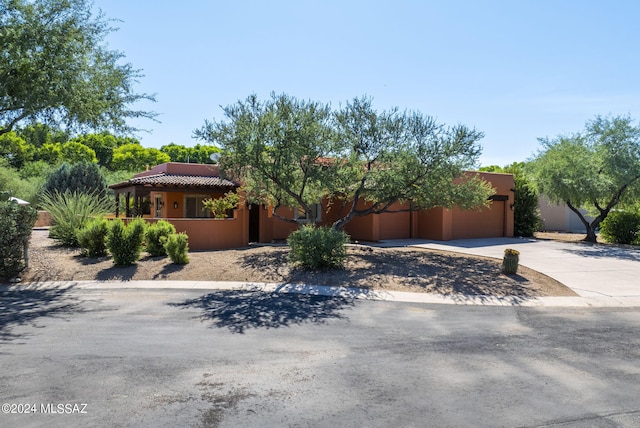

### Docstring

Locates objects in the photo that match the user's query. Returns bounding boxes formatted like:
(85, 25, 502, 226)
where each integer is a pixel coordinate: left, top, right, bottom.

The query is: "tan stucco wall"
(416, 172, 514, 241)
(377, 203, 412, 240)
(34, 211, 53, 228)
(141, 207, 249, 251)
(538, 195, 591, 232)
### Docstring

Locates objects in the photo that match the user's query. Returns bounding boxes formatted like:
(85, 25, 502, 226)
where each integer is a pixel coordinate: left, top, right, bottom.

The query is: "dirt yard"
(21, 229, 577, 297)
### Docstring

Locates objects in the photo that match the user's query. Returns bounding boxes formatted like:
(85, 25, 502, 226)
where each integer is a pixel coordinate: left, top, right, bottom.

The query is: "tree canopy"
(532, 115, 640, 242)
(0, 131, 34, 167)
(111, 143, 170, 172)
(160, 143, 220, 164)
(0, 0, 156, 136)
(195, 93, 493, 229)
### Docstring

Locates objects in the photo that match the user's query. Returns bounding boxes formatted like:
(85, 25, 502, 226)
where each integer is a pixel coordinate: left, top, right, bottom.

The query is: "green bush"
(202, 191, 240, 218)
(600, 210, 640, 245)
(105, 218, 147, 266)
(42, 162, 107, 196)
(145, 220, 176, 257)
(287, 225, 350, 270)
(512, 176, 542, 237)
(77, 217, 109, 257)
(40, 190, 113, 247)
(0, 201, 38, 280)
(164, 233, 189, 264)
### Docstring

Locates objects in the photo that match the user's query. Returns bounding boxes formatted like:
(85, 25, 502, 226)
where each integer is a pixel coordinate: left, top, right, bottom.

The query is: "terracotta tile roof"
(109, 173, 238, 189)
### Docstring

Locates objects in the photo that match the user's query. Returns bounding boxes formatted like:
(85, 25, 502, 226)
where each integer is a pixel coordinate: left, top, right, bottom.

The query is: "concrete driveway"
(380, 237, 640, 307)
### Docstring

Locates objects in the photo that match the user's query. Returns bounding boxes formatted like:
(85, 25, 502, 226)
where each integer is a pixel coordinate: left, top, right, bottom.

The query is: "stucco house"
(109, 163, 514, 250)
(538, 195, 593, 233)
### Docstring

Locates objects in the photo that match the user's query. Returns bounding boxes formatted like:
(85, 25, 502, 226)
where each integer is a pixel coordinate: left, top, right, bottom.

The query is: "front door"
(249, 204, 260, 242)
(154, 195, 163, 218)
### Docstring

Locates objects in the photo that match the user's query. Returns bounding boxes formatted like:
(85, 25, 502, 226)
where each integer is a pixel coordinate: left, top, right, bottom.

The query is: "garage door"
(451, 200, 505, 239)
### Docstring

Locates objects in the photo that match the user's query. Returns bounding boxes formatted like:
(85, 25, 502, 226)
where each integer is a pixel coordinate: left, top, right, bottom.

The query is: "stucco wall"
(142, 208, 248, 251)
(417, 208, 450, 240)
(416, 172, 514, 241)
(34, 211, 53, 228)
(377, 203, 412, 240)
(538, 195, 592, 232)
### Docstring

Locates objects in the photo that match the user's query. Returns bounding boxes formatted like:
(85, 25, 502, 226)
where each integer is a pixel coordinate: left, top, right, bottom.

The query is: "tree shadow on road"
(169, 287, 355, 334)
(0, 283, 84, 345)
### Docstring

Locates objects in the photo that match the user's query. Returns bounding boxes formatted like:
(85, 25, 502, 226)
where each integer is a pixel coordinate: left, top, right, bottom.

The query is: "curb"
(11, 280, 640, 308)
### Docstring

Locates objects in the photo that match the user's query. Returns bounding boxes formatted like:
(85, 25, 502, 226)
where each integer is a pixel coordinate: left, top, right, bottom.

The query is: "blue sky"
(92, 0, 640, 167)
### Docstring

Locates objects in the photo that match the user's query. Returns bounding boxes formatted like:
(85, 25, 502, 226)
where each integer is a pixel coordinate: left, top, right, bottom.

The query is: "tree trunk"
(583, 226, 598, 243)
(566, 200, 598, 243)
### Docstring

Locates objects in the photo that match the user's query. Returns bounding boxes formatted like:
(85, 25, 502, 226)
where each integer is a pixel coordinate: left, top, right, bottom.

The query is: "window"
(185, 195, 211, 218)
(295, 203, 322, 223)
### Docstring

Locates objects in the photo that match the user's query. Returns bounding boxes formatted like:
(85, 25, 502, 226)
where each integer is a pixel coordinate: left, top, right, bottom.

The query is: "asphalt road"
(2, 285, 640, 428)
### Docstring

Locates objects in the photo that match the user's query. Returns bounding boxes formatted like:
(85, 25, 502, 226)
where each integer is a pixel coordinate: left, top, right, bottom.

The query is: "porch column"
(125, 192, 131, 218)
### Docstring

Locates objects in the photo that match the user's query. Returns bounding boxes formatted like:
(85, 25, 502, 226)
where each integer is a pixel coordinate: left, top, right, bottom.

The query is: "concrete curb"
(16, 280, 640, 308)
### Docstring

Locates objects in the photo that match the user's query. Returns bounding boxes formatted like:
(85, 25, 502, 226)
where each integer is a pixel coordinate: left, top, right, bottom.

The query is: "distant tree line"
(0, 123, 221, 205)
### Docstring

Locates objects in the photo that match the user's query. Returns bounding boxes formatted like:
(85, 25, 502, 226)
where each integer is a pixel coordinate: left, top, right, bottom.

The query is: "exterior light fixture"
(174, 202, 179, 209)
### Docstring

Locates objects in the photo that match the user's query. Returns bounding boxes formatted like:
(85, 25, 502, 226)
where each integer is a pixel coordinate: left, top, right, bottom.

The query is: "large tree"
(195, 93, 337, 223)
(0, 0, 156, 136)
(160, 143, 221, 164)
(329, 97, 492, 229)
(195, 93, 493, 229)
(532, 115, 640, 242)
(71, 132, 134, 168)
(111, 143, 170, 172)
(0, 131, 34, 167)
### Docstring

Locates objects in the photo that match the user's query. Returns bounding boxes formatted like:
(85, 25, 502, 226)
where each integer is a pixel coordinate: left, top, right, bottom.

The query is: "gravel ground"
(20, 229, 577, 297)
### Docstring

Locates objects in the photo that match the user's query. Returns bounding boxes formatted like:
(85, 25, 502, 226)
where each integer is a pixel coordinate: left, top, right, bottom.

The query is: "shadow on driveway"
(169, 287, 355, 334)
(0, 283, 84, 344)
(559, 243, 640, 262)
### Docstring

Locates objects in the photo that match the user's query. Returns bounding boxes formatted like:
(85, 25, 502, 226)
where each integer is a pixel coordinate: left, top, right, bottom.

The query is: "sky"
(91, 0, 640, 167)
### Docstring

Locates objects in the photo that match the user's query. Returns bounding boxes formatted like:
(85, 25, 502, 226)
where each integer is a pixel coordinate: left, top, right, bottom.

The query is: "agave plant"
(40, 190, 114, 247)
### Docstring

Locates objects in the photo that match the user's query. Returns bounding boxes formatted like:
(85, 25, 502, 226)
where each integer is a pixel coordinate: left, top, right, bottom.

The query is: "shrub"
(0, 201, 38, 280)
(164, 233, 189, 264)
(600, 210, 640, 245)
(77, 217, 109, 257)
(512, 176, 542, 237)
(105, 218, 146, 266)
(287, 225, 349, 270)
(145, 220, 176, 257)
(202, 191, 240, 218)
(42, 162, 107, 196)
(40, 190, 113, 247)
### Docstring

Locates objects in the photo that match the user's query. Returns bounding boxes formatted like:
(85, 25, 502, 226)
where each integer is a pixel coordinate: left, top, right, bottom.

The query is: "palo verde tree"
(329, 97, 492, 229)
(532, 115, 640, 242)
(0, 0, 156, 136)
(195, 94, 493, 230)
(195, 93, 337, 224)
